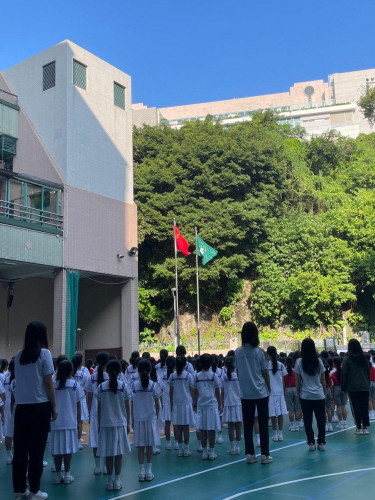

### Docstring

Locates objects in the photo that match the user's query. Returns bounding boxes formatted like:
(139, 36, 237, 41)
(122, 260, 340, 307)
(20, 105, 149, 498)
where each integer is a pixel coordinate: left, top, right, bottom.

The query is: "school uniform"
(96, 379, 131, 457)
(5, 379, 16, 438)
(0, 379, 5, 438)
(73, 369, 89, 421)
(159, 371, 172, 422)
(221, 372, 242, 423)
(284, 370, 301, 413)
(85, 372, 109, 448)
(132, 380, 161, 447)
(125, 365, 137, 384)
(268, 361, 288, 417)
(168, 370, 195, 427)
(193, 371, 221, 431)
(331, 370, 347, 406)
(3, 373, 12, 438)
(50, 379, 84, 455)
(325, 375, 333, 410)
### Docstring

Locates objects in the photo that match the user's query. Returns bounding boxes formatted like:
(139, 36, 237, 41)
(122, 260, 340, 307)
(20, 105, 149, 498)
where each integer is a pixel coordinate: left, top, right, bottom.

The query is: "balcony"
(0, 173, 63, 235)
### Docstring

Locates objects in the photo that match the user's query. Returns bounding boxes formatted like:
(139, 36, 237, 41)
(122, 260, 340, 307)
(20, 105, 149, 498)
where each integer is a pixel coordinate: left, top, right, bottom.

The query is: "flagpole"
(173, 218, 180, 347)
(195, 227, 201, 355)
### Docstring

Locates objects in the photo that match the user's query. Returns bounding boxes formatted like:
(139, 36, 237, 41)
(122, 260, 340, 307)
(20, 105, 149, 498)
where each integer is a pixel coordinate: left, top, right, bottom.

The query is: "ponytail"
(211, 354, 218, 373)
(129, 351, 139, 369)
(107, 360, 121, 394)
(166, 356, 176, 378)
(267, 346, 278, 375)
(96, 351, 110, 385)
(9, 359, 15, 383)
(334, 356, 342, 384)
(56, 360, 73, 389)
(286, 356, 294, 376)
(71, 354, 81, 376)
(224, 356, 235, 380)
(159, 349, 168, 367)
(138, 358, 152, 390)
(176, 355, 186, 376)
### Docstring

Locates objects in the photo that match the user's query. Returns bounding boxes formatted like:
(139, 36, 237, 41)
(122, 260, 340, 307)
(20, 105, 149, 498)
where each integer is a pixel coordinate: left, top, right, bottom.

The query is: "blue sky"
(1, 0, 374, 108)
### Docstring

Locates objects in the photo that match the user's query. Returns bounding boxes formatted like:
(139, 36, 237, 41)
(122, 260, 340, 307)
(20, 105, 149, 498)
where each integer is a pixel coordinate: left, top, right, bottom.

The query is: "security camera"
(128, 247, 138, 256)
(117, 254, 125, 259)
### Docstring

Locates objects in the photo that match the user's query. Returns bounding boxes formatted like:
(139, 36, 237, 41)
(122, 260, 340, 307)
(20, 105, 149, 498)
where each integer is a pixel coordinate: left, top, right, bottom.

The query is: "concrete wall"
(0, 278, 54, 360)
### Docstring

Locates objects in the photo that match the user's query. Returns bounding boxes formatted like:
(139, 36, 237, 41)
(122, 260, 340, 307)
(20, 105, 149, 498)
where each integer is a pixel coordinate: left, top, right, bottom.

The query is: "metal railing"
(0, 199, 63, 231)
(0, 89, 18, 107)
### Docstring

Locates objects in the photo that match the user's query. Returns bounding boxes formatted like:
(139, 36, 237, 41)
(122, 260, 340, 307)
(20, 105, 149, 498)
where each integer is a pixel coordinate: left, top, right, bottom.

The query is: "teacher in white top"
(13, 321, 58, 500)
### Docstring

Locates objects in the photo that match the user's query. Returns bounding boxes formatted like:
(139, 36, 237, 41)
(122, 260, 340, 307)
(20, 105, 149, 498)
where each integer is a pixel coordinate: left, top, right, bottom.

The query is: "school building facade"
(0, 40, 138, 361)
(133, 68, 375, 138)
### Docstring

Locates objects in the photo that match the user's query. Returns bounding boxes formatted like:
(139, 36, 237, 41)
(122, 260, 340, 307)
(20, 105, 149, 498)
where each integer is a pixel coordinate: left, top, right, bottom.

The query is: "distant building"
(0, 40, 138, 360)
(133, 68, 375, 138)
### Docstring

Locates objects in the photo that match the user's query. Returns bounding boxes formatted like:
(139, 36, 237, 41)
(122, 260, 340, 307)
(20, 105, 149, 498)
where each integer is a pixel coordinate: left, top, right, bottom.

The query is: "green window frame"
(73, 60, 87, 90)
(114, 82, 125, 109)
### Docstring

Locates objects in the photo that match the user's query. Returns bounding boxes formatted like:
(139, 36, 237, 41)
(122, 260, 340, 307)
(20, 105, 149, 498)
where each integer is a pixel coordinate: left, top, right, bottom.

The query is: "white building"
(0, 40, 138, 361)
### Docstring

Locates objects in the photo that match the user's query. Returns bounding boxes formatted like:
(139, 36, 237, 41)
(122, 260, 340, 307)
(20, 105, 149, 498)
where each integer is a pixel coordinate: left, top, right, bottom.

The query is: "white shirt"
(3, 372, 12, 409)
(159, 371, 171, 406)
(51, 378, 84, 431)
(96, 379, 131, 427)
(295, 358, 325, 400)
(168, 370, 194, 405)
(268, 361, 287, 396)
(14, 348, 54, 404)
(186, 362, 194, 376)
(222, 372, 241, 407)
(125, 365, 137, 383)
(74, 369, 88, 388)
(132, 380, 161, 422)
(193, 371, 221, 409)
(85, 372, 108, 417)
(235, 345, 268, 399)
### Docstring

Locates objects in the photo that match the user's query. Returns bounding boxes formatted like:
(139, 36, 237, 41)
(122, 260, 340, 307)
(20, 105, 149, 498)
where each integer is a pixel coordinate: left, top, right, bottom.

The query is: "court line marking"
(222, 466, 375, 499)
(107, 425, 356, 499)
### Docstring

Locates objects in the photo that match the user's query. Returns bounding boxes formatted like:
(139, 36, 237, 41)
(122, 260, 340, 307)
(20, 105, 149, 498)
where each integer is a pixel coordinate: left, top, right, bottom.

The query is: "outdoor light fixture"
(128, 247, 138, 256)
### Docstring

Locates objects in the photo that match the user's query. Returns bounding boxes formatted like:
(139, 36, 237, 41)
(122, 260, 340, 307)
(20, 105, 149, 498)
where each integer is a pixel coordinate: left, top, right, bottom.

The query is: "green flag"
(196, 234, 218, 265)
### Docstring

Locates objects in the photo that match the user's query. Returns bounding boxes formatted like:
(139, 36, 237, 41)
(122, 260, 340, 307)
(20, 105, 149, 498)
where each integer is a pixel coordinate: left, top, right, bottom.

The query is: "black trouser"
(349, 391, 370, 429)
(13, 402, 51, 494)
(300, 398, 326, 445)
(241, 397, 269, 456)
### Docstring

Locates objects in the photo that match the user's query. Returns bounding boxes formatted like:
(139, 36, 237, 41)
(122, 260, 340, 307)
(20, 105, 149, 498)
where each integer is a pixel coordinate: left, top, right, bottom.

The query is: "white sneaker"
(183, 448, 192, 457)
(261, 455, 273, 464)
(202, 449, 208, 460)
(102, 466, 108, 475)
(246, 454, 258, 464)
(278, 431, 283, 442)
(216, 435, 224, 444)
(42, 461, 48, 467)
(288, 423, 294, 431)
(309, 444, 316, 451)
(362, 427, 370, 435)
(227, 448, 236, 455)
(317, 444, 325, 451)
(153, 447, 160, 455)
(174, 442, 179, 450)
(327, 423, 333, 432)
(165, 442, 172, 451)
(299, 420, 304, 428)
(82, 431, 87, 436)
(234, 446, 241, 455)
(28, 491, 49, 500)
(94, 467, 101, 475)
(342, 421, 347, 429)
(294, 422, 300, 431)
(337, 422, 343, 429)
(113, 480, 123, 491)
(272, 432, 278, 441)
(53, 475, 63, 485)
(145, 472, 154, 481)
(15, 490, 30, 499)
(178, 448, 184, 457)
(79, 444, 83, 450)
(138, 472, 146, 482)
(63, 474, 74, 484)
(7, 456, 13, 465)
(208, 451, 217, 460)
(106, 480, 114, 491)
(355, 428, 363, 435)
(332, 414, 339, 422)
(197, 444, 203, 452)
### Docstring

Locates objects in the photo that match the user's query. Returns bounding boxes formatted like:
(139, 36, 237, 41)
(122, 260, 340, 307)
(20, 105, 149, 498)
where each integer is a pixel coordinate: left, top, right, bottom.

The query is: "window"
(73, 60, 87, 90)
(114, 82, 125, 109)
(43, 62, 55, 91)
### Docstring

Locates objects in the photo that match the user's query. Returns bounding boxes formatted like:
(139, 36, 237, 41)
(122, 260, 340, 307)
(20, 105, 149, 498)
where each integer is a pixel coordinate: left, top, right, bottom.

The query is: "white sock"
(146, 463, 152, 474)
(230, 440, 235, 448)
(178, 442, 183, 450)
(115, 475, 120, 481)
(6, 450, 13, 458)
(108, 474, 114, 482)
(235, 440, 241, 448)
(95, 456, 100, 467)
(139, 464, 145, 474)
(183, 443, 189, 450)
(209, 447, 215, 454)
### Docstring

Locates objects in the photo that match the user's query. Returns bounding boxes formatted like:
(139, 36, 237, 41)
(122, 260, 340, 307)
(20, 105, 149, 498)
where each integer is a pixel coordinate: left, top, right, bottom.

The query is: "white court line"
(108, 425, 356, 499)
(222, 466, 375, 499)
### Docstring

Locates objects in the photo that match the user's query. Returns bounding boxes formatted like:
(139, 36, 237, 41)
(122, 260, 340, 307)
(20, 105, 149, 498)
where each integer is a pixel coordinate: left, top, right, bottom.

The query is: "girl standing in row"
(284, 356, 301, 432)
(267, 347, 287, 442)
(221, 356, 242, 454)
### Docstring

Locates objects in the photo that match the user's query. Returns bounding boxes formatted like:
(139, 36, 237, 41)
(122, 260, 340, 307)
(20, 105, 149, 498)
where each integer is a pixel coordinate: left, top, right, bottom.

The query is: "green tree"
(358, 86, 375, 125)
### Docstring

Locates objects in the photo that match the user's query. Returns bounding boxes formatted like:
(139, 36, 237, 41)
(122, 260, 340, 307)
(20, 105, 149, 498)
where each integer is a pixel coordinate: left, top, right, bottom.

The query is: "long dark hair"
(159, 349, 168, 367)
(225, 356, 235, 380)
(166, 356, 176, 377)
(56, 360, 73, 388)
(176, 355, 186, 376)
(129, 351, 139, 369)
(211, 354, 218, 373)
(9, 359, 15, 383)
(286, 356, 294, 376)
(241, 322, 260, 347)
(347, 339, 366, 366)
(71, 354, 82, 376)
(0, 359, 8, 373)
(267, 346, 278, 374)
(333, 356, 342, 384)
(138, 358, 151, 389)
(20, 321, 49, 365)
(107, 360, 121, 394)
(301, 338, 320, 376)
(96, 351, 110, 384)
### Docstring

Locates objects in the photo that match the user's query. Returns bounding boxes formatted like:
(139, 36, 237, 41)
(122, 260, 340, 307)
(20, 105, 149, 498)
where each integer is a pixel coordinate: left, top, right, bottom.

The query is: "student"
(331, 357, 347, 429)
(222, 356, 242, 454)
(284, 356, 302, 432)
(125, 351, 139, 383)
(150, 358, 162, 455)
(370, 357, 375, 420)
(176, 345, 194, 375)
(267, 347, 287, 442)
(235, 322, 272, 465)
(342, 339, 370, 435)
(72, 354, 89, 432)
(86, 351, 110, 474)
(4, 358, 15, 464)
(295, 338, 326, 451)
(50, 360, 83, 485)
(96, 360, 131, 491)
(324, 361, 334, 432)
(169, 356, 195, 457)
(211, 354, 224, 444)
(86, 359, 94, 375)
(162, 356, 175, 450)
(156, 349, 168, 379)
(192, 354, 222, 461)
(132, 359, 161, 482)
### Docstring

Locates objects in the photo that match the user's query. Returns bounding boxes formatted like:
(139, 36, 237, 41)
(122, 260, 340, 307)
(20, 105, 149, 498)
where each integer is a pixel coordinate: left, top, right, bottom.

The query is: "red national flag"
(174, 225, 191, 256)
